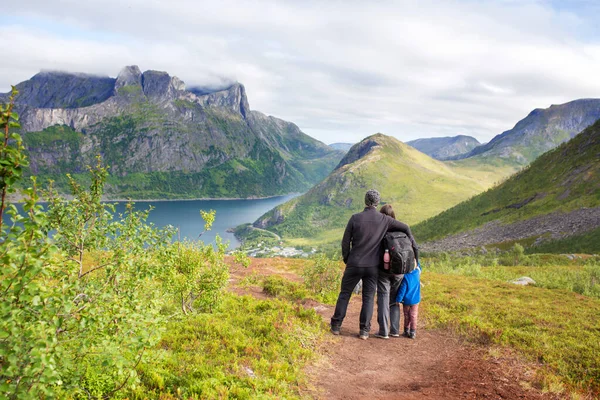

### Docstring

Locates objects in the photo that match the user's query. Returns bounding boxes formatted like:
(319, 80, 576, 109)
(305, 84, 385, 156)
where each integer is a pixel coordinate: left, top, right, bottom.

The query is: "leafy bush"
(160, 241, 230, 314)
(301, 254, 343, 304)
(262, 276, 309, 301)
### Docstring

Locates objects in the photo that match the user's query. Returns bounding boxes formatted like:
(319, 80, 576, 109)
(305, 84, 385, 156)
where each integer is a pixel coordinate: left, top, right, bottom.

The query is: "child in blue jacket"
(395, 264, 421, 339)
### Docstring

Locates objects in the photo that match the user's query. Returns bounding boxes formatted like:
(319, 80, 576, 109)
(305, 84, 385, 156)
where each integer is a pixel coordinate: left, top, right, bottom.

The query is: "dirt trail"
(229, 258, 558, 400)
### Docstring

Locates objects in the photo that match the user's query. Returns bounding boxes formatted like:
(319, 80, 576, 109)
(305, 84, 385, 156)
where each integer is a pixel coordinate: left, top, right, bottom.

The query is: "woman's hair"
(379, 204, 396, 219)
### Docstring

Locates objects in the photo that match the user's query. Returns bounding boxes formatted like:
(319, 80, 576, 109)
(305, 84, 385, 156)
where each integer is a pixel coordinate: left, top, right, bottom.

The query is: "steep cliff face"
(462, 99, 600, 164)
(7, 66, 343, 199)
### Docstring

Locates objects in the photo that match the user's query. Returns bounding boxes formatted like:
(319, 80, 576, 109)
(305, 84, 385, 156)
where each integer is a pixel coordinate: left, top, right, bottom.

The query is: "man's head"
(364, 189, 380, 207)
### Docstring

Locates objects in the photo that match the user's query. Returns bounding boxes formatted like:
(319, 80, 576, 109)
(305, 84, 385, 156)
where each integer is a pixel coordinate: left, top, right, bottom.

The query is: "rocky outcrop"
(141, 70, 186, 103)
(253, 206, 286, 229)
(334, 138, 380, 170)
(114, 65, 142, 91)
(511, 277, 536, 286)
(195, 83, 250, 117)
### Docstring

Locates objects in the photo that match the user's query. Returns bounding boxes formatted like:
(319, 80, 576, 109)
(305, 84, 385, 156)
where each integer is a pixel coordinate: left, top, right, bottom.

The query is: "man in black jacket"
(330, 189, 416, 339)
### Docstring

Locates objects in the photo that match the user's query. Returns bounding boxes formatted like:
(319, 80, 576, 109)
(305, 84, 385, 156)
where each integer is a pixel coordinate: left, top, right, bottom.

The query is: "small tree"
(160, 210, 230, 314)
(511, 243, 525, 266)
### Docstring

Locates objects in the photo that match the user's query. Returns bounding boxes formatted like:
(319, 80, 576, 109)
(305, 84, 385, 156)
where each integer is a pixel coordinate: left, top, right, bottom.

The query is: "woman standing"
(374, 205, 420, 339)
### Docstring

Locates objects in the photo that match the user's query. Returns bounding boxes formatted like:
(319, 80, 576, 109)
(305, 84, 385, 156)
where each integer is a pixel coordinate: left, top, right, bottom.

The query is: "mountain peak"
(115, 65, 142, 90)
(195, 82, 250, 117)
(334, 136, 382, 170)
(140, 69, 185, 101)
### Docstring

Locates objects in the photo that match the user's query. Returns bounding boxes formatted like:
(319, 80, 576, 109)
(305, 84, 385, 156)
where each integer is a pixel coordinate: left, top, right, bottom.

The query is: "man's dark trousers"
(330, 266, 378, 334)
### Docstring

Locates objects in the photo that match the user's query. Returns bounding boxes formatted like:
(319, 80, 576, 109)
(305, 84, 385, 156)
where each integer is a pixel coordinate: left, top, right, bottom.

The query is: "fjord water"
(113, 194, 299, 248)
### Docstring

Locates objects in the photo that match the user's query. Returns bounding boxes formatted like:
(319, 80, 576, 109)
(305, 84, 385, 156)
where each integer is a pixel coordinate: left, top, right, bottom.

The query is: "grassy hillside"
(251, 134, 513, 248)
(414, 119, 600, 242)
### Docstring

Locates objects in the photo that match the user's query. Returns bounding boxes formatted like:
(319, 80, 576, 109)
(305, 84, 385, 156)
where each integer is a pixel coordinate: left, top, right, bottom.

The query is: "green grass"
(414, 120, 600, 244)
(129, 293, 325, 399)
(423, 271, 600, 395)
(424, 254, 600, 299)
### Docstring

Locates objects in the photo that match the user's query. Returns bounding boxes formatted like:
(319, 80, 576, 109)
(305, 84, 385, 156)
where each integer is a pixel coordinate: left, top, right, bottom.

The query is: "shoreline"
(7, 192, 302, 204)
(105, 193, 301, 202)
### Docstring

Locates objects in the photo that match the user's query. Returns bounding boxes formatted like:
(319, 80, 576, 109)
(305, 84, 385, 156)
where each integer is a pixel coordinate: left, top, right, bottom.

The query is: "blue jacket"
(396, 266, 421, 306)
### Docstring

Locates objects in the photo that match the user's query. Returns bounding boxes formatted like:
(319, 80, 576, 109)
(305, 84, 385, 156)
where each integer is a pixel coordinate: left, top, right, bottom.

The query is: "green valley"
(249, 134, 515, 250)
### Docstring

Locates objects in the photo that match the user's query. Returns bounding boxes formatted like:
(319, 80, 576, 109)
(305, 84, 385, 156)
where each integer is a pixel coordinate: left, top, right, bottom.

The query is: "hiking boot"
(374, 333, 389, 339)
(402, 330, 410, 338)
(409, 330, 416, 339)
(330, 326, 341, 336)
(390, 333, 400, 338)
(358, 331, 369, 340)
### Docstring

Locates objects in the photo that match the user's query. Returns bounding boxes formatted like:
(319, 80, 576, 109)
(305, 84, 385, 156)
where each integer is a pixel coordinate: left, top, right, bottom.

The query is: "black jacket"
(341, 207, 418, 267)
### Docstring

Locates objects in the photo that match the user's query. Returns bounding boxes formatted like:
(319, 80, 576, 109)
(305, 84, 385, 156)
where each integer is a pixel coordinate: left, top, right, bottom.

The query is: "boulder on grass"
(510, 276, 536, 286)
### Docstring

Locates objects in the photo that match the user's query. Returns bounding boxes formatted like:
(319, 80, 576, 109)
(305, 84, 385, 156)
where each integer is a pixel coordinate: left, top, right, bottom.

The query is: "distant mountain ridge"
(460, 98, 600, 165)
(4, 66, 343, 199)
(406, 135, 480, 160)
(328, 143, 354, 152)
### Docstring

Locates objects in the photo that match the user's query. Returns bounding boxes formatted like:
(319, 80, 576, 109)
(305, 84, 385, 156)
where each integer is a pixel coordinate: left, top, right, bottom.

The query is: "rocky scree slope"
(458, 98, 600, 165)
(407, 135, 480, 160)
(5, 66, 343, 199)
(416, 118, 600, 251)
(251, 134, 496, 243)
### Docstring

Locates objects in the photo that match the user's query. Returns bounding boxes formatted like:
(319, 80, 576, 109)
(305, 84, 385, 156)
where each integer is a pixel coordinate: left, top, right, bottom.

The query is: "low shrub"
(301, 254, 343, 304)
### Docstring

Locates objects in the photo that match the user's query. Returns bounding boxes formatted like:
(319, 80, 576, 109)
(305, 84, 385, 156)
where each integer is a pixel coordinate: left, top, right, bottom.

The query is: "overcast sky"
(2, 0, 600, 144)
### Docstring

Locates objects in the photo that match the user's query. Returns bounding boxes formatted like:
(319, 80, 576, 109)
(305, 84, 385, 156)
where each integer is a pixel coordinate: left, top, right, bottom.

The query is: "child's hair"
(379, 204, 396, 219)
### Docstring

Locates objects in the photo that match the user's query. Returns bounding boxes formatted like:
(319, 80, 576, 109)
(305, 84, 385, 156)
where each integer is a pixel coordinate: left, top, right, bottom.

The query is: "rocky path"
(229, 258, 558, 400)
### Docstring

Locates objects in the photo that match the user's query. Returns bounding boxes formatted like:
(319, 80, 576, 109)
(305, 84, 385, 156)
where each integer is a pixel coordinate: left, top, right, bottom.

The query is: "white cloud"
(2, 0, 600, 144)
